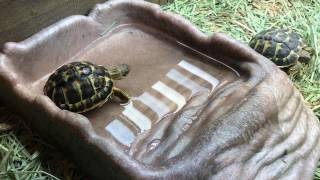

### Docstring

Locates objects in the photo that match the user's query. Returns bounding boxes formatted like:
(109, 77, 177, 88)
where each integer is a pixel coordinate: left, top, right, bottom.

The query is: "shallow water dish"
(0, 0, 320, 179)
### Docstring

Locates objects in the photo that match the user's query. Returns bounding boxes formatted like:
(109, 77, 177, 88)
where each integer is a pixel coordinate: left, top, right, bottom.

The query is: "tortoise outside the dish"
(43, 61, 130, 113)
(249, 28, 314, 73)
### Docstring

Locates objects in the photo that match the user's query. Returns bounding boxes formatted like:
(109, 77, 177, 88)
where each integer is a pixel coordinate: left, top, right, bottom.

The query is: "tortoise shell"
(249, 28, 306, 67)
(44, 62, 114, 113)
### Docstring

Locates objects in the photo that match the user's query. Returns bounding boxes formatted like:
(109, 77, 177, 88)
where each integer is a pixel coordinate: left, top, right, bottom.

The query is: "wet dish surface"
(29, 24, 239, 158)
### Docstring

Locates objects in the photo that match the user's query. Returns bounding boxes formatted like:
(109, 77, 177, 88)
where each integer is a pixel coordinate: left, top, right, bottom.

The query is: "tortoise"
(44, 61, 130, 113)
(249, 28, 313, 72)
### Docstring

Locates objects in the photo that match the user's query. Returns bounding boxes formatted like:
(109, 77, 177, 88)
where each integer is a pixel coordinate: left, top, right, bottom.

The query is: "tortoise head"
(118, 64, 130, 77)
(109, 64, 130, 80)
(298, 46, 314, 63)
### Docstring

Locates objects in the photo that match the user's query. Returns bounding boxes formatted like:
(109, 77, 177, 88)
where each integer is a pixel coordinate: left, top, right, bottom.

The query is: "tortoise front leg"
(112, 87, 130, 104)
(287, 61, 303, 77)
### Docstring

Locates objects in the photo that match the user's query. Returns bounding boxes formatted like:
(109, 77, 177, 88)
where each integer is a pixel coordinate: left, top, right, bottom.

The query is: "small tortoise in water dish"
(44, 62, 130, 113)
(249, 28, 313, 72)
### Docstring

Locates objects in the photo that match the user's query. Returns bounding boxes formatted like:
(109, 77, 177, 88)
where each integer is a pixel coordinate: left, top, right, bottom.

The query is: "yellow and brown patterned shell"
(249, 28, 305, 67)
(44, 62, 113, 113)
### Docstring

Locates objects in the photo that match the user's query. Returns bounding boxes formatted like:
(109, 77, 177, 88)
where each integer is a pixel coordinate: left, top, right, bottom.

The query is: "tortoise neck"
(108, 64, 130, 80)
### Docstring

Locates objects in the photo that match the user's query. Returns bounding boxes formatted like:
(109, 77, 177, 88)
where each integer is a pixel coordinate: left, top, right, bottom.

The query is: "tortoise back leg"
(112, 87, 130, 104)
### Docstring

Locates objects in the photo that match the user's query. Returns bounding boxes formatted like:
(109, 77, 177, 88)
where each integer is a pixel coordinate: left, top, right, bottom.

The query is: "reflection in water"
(182, 123, 191, 132)
(152, 81, 186, 112)
(138, 92, 170, 120)
(178, 60, 219, 92)
(105, 119, 135, 147)
(167, 69, 207, 94)
(147, 139, 161, 152)
(104, 60, 219, 147)
(122, 101, 151, 132)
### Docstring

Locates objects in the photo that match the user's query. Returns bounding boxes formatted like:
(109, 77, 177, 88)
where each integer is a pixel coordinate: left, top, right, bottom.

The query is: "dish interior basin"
(24, 24, 239, 160)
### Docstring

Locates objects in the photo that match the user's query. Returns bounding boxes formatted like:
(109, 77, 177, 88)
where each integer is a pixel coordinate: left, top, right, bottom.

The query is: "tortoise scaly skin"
(44, 62, 130, 113)
(249, 28, 313, 69)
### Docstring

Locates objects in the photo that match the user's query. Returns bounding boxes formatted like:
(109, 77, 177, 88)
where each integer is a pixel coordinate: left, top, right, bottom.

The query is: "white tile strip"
(105, 119, 135, 146)
(122, 102, 152, 132)
(167, 69, 207, 94)
(105, 60, 220, 147)
(138, 92, 171, 120)
(178, 60, 219, 87)
(152, 81, 186, 111)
